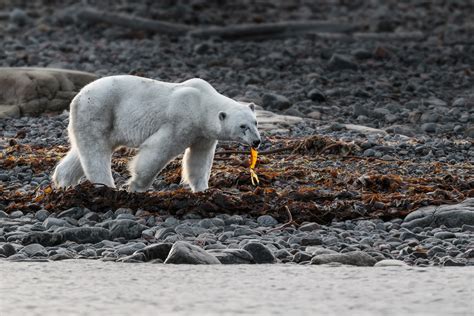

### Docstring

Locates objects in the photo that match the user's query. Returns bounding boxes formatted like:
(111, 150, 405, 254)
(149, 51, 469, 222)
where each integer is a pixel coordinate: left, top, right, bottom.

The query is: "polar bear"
(52, 75, 261, 193)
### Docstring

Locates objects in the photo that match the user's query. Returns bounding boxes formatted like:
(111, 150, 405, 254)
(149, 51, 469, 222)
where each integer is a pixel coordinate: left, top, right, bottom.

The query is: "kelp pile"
(1, 135, 472, 224)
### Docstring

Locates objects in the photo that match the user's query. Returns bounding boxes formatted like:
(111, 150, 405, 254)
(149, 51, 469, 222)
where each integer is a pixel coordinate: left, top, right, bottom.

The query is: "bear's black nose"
(252, 140, 261, 148)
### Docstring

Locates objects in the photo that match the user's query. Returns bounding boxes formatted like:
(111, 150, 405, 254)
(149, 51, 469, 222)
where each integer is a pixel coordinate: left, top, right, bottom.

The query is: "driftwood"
(76, 8, 356, 40)
(190, 21, 356, 40)
(77, 8, 191, 35)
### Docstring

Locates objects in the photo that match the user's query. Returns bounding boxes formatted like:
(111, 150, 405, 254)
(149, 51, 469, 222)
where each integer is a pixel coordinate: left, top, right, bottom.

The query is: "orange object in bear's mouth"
(249, 147, 259, 185)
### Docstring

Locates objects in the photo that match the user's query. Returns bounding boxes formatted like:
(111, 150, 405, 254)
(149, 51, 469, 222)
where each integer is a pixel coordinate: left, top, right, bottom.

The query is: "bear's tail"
(52, 148, 84, 188)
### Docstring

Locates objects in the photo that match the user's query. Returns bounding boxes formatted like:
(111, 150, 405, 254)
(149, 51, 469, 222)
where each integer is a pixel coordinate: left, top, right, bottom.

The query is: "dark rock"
(242, 242, 276, 264)
(43, 217, 72, 229)
(310, 251, 376, 266)
(233, 227, 258, 237)
(307, 88, 326, 102)
(60, 227, 111, 244)
(441, 257, 466, 267)
(115, 243, 146, 256)
(274, 249, 292, 259)
(83, 212, 100, 222)
(9, 8, 29, 26)
(118, 252, 146, 263)
(257, 215, 278, 227)
(21, 231, 63, 246)
(109, 219, 147, 240)
(352, 48, 372, 60)
(327, 54, 358, 71)
(58, 207, 88, 220)
(292, 251, 313, 263)
(164, 241, 221, 264)
(35, 210, 50, 221)
(301, 234, 323, 246)
(2, 243, 17, 257)
(262, 93, 291, 110)
(209, 248, 254, 264)
(402, 199, 474, 228)
(137, 243, 172, 261)
(461, 224, 474, 232)
(155, 227, 176, 240)
(421, 123, 437, 133)
(49, 251, 75, 261)
(9, 210, 23, 218)
(19, 243, 47, 257)
(433, 232, 456, 239)
(299, 222, 320, 232)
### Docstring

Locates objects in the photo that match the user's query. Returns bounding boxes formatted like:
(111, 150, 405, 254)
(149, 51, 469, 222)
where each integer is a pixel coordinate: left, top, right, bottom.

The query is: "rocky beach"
(0, 0, 473, 315)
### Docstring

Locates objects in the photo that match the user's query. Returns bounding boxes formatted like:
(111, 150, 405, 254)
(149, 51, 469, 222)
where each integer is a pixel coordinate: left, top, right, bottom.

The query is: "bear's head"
(218, 102, 261, 148)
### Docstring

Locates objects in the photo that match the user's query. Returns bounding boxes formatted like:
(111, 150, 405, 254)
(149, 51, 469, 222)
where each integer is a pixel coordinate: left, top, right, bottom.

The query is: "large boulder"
(164, 241, 221, 264)
(402, 199, 474, 229)
(0, 67, 97, 118)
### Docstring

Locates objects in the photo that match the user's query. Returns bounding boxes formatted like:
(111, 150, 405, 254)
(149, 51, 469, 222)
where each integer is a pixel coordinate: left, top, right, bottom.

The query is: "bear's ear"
(248, 103, 255, 112)
(218, 111, 227, 121)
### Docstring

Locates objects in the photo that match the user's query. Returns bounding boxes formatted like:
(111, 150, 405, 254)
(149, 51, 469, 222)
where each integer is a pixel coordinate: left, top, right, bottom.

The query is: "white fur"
(52, 75, 260, 192)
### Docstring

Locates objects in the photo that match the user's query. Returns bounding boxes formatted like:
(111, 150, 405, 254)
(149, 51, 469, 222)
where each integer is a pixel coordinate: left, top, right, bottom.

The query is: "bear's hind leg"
(76, 142, 115, 188)
(181, 139, 217, 192)
(52, 148, 84, 188)
(128, 129, 186, 192)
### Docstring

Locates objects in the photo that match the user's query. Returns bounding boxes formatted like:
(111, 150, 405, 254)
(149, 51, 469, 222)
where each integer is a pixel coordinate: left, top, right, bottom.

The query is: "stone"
(35, 210, 50, 221)
(352, 48, 372, 60)
(307, 88, 326, 102)
(21, 231, 64, 246)
(421, 123, 437, 133)
(19, 243, 48, 257)
(2, 243, 17, 257)
(137, 243, 172, 261)
(299, 222, 321, 232)
(305, 247, 338, 256)
(0, 210, 9, 218)
(292, 251, 313, 263)
(0, 67, 98, 118)
(262, 93, 291, 111)
(9, 210, 23, 218)
(209, 249, 254, 264)
(402, 199, 474, 228)
(374, 259, 408, 267)
(441, 257, 466, 267)
(57, 207, 88, 220)
(327, 54, 358, 71)
(164, 241, 221, 264)
(43, 217, 72, 230)
(175, 224, 196, 237)
(60, 227, 111, 244)
(155, 227, 176, 240)
(301, 234, 323, 246)
(242, 242, 276, 264)
(433, 232, 456, 239)
(115, 242, 146, 256)
(233, 227, 258, 237)
(9, 8, 29, 26)
(118, 252, 146, 263)
(256, 215, 278, 227)
(310, 251, 376, 266)
(109, 219, 147, 240)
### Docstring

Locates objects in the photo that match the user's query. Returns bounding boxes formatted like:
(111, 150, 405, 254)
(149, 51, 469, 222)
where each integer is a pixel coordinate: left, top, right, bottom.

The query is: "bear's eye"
(240, 124, 247, 129)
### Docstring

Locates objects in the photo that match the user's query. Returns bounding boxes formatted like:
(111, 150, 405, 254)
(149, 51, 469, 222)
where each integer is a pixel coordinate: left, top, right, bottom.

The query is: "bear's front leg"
(181, 139, 217, 192)
(128, 129, 187, 192)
